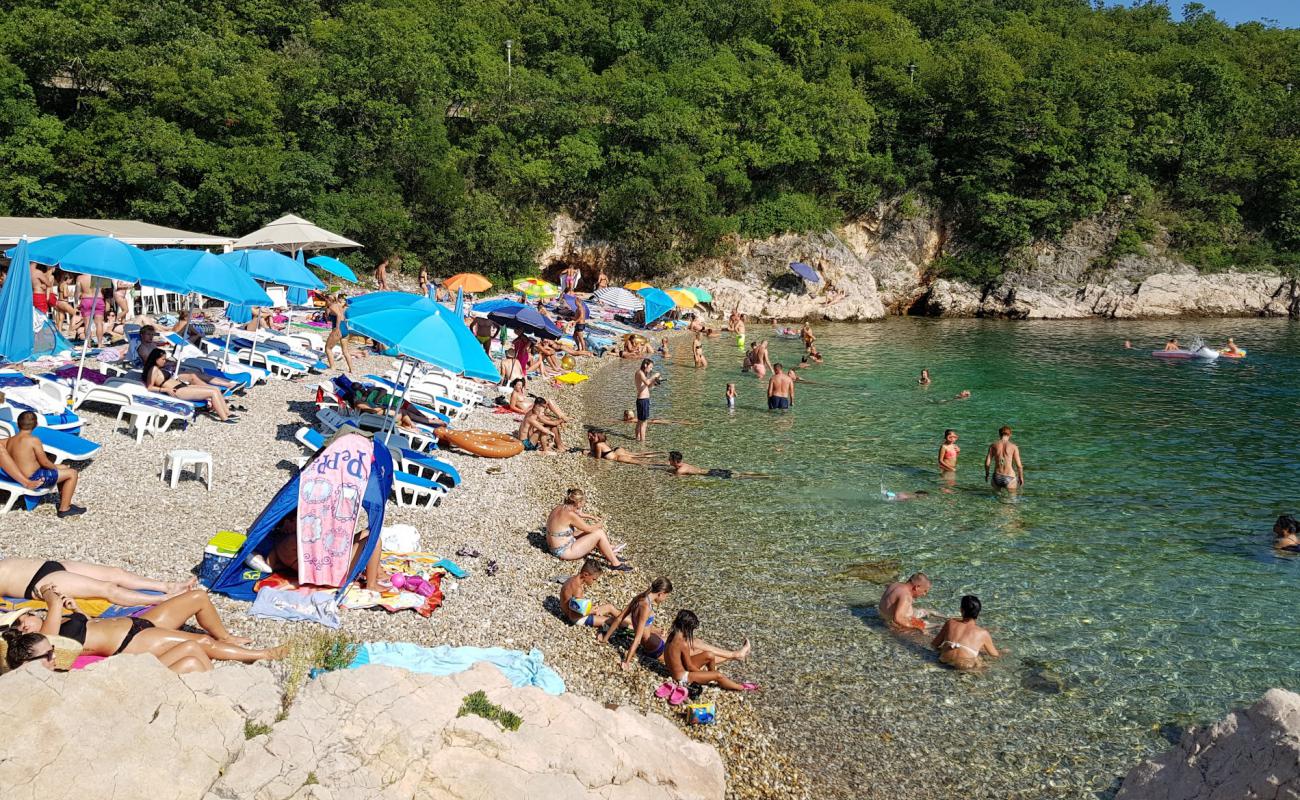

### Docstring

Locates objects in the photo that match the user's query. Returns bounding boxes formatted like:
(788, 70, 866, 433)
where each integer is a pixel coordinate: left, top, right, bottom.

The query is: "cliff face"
(538, 207, 1300, 321)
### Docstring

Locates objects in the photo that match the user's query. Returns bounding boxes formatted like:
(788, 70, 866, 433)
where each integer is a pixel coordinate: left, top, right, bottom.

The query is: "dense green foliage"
(0, 0, 1297, 280)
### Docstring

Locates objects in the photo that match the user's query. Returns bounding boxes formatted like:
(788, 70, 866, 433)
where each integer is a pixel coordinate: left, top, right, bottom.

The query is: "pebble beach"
(0, 341, 808, 800)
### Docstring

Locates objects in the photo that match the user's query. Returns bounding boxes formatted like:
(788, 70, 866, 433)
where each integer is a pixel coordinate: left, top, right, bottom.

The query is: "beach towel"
(349, 642, 566, 695)
(249, 586, 341, 628)
(0, 593, 155, 620)
(297, 432, 371, 587)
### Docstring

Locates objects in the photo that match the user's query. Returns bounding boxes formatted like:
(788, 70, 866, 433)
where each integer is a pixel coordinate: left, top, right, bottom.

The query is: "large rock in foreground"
(1116, 688, 1300, 800)
(0, 655, 256, 800)
(0, 656, 724, 800)
(209, 662, 723, 800)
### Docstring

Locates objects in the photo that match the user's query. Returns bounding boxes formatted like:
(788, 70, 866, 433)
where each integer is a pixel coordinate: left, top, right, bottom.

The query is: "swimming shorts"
(767, 396, 790, 410)
(642, 637, 666, 659)
(706, 468, 734, 479)
(24, 560, 65, 599)
(30, 467, 58, 490)
(522, 439, 538, 452)
(114, 616, 156, 654)
(635, 398, 650, 422)
(32, 292, 52, 314)
(574, 322, 586, 335)
(992, 474, 1019, 489)
(80, 296, 105, 317)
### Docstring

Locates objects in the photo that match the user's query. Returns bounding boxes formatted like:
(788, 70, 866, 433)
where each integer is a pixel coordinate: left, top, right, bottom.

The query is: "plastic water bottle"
(245, 553, 273, 573)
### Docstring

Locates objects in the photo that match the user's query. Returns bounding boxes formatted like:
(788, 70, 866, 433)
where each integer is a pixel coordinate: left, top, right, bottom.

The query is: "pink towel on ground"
(297, 432, 372, 587)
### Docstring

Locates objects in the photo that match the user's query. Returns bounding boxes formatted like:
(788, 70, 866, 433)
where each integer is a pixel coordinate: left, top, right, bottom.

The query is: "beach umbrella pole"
(70, 334, 91, 406)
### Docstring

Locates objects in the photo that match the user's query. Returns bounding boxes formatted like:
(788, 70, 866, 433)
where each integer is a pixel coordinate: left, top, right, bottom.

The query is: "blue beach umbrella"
(344, 292, 498, 381)
(148, 249, 273, 306)
(789, 261, 821, 282)
(307, 255, 359, 283)
(636, 286, 674, 324)
(487, 305, 564, 340)
(218, 249, 325, 290)
(472, 298, 526, 315)
(0, 237, 36, 363)
(561, 293, 590, 316)
(5, 235, 170, 397)
(453, 287, 464, 317)
(286, 250, 309, 306)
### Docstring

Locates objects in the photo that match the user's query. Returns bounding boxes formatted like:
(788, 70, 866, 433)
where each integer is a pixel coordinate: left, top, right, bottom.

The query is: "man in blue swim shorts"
(634, 358, 661, 443)
(767, 363, 794, 410)
(2, 411, 86, 517)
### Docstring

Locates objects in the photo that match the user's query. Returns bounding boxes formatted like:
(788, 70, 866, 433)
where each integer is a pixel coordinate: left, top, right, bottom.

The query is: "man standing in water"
(767, 363, 794, 410)
(985, 425, 1025, 492)
(880, 573, 932, 631)
(634, 358, 661, 442)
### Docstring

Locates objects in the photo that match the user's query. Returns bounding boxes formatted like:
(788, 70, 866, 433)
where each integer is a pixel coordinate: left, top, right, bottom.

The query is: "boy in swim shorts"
(559, 561, 620, 627)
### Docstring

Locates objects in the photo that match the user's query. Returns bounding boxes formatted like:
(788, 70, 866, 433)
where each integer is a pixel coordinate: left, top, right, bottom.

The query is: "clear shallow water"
(580, 318, 1300, 798)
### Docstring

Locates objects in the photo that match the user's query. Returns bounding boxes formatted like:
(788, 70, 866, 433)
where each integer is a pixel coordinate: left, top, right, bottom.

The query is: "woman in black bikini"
(0, 557, 194, 607)
(2, 586, 283, 673)
(143, 348, 235, 422)
(324, 294, 355, 373)
(586, 430, 666, 465)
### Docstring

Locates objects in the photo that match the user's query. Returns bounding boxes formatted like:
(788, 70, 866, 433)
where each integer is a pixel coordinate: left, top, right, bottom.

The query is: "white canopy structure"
(231, 214, 361, 252)
(0, 217, 233, 248)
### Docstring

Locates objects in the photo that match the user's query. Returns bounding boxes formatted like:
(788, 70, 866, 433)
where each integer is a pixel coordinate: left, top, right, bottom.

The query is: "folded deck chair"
(294, 424, 447, 507)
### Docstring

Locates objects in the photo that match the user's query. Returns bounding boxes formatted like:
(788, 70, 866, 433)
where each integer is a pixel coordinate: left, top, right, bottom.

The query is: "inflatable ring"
(436, 428, 524, 458)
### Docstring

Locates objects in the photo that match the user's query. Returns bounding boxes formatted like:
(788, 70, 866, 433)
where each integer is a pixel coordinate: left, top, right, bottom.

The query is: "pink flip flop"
(739, 683, 761, 692)
(654, 681, 675, 699)
(668, 684, 689, 706)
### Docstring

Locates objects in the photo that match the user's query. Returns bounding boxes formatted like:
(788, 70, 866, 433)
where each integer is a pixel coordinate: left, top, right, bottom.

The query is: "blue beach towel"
(349, 642, 566, 695)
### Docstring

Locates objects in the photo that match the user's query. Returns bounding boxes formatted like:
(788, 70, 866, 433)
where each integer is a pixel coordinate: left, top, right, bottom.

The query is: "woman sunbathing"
(0, 557, 195, 607)
(143, 348, 236, 423)
(545, 489, 632, 570)
(586, 430, 665, 465)
(3, 586, 283, 674)
(662, 609, 756, 691)
(599, 578, 673, 670)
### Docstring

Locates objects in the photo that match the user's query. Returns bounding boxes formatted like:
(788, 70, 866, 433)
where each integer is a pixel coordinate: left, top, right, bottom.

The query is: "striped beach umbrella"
(593, 286, 644, 310)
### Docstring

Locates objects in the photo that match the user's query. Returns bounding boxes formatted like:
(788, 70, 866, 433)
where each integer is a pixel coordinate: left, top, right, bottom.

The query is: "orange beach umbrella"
(665, 289, 698, 309)
(444, 273, 493, 293)
(624, 281, 653, 291)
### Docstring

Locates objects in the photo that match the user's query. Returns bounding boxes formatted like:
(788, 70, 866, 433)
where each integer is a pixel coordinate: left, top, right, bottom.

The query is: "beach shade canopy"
(664, 289, 698, 309)
(789, 261, 821, 282)
(453, 287, 464, 317)
(0, 237, 36, 362)
(488, 305, 564, 340)
(561, 293, 590, 316)
(593, 286, 644, 311)
(232, 213, 361, 252)
(306, 255, 359, 283)
(148, 249, 273, 306)
(624, 281, 653, 291)
(445, 273, 492, 294)
(210, 430, 394, 602)
(513, 277, 559, 298)
(636, 286, 675, 324)
(345, 292, 499, 381)
(680, 287, 712, 303)
(472, 297, 526, 315)
(219, 249, 325, 290)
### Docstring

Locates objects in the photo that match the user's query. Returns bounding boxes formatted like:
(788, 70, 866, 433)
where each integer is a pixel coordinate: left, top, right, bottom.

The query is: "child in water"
(725, 383, 736, 411)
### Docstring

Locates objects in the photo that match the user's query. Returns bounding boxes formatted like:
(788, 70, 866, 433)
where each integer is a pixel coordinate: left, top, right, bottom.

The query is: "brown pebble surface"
(0, 340, 808, 800)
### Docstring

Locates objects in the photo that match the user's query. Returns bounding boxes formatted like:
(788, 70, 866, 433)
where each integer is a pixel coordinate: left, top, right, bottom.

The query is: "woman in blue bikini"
(600, 577, 673, 671)
(545, 489, 633, 571)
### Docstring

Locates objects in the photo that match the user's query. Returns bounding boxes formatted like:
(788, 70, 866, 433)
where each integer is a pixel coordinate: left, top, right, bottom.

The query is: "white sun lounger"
(295, 422, 447, 508)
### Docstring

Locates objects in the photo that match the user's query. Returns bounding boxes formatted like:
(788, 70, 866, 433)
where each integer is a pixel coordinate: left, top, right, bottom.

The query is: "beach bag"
(685, 703, 716, 725)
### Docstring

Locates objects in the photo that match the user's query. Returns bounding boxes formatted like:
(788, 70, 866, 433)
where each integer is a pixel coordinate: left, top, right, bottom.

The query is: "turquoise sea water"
(580, 318, 1299, 798)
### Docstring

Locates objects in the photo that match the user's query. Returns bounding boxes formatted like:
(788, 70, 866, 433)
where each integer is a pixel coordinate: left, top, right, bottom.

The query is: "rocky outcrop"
(1116, 688, 1300, 800)
(675, 230, 887, 321)
(1, 656, 724, 800)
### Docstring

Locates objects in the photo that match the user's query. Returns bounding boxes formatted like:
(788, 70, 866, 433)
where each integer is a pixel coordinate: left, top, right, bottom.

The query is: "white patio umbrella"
(231, 214, 361, 252)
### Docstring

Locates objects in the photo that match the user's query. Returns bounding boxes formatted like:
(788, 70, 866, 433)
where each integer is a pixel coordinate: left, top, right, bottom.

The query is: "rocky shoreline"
(0, 341, 804, 799)
(540, 209, 1300, 322)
